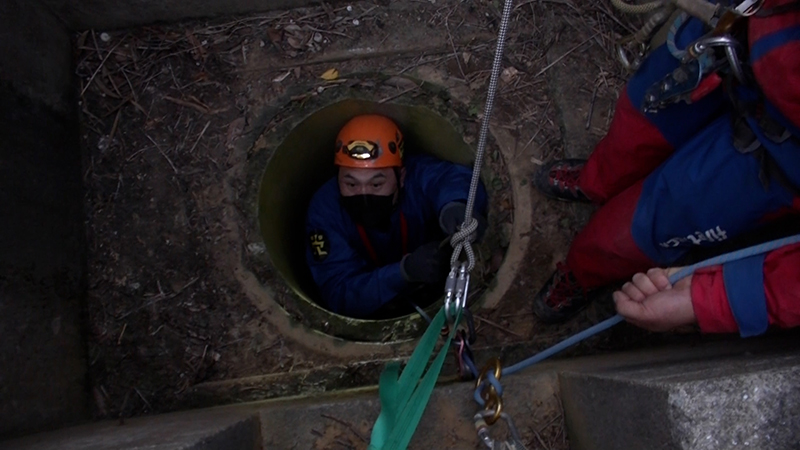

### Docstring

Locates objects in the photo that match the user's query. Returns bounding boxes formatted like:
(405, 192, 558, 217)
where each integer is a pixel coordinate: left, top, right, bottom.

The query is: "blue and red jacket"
(695, 2, 800, 334)
(305, 154, 487, 318)
(692, 242, 800, 335)
(569, 0, 800, 335)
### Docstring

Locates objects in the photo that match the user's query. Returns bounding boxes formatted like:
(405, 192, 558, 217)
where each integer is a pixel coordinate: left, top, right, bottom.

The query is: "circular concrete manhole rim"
(238, 72, 532, 357)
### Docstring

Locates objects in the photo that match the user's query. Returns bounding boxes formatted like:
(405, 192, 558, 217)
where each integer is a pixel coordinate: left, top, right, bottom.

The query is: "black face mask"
(341, 194, 396, 230)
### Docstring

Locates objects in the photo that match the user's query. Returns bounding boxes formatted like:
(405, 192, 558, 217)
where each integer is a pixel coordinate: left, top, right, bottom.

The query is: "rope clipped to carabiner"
(449, 0, 515, 274)
(473, 358, 528, 449)
(475, 411, 529, 450)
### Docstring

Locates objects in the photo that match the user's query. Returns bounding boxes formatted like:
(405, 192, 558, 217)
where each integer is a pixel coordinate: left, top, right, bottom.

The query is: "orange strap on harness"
(356, 212, 408, 265)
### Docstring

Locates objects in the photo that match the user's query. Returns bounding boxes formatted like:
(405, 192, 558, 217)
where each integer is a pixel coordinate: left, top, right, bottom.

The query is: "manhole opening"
(255, 95, 512, 341)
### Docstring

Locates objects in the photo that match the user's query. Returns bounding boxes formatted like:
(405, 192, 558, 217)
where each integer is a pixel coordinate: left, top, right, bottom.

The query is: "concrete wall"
(0, 0, 88, 439)
(38, 0, 342, 30)
(561, 351, 800, 450)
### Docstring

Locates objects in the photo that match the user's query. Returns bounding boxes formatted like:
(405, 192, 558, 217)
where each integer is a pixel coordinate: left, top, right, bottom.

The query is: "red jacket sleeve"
(691, 242, 800, 334)
(749, 0, 800, 131)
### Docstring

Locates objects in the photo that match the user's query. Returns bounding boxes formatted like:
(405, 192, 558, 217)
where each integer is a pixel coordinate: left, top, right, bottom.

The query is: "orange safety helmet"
(334, 115, 404, 169)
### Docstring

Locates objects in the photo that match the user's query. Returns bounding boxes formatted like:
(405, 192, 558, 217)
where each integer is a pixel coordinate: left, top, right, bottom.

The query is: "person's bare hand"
(613, 268, 696, 332)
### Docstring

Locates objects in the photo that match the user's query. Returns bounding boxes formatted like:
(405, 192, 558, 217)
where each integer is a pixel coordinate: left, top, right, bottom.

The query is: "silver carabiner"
(444, 262, 469, 323)
(617, 40, 647, 71)
(474, 411, 529, 450)
(443, 266, 458, 322)
(690, 34, 745, 84)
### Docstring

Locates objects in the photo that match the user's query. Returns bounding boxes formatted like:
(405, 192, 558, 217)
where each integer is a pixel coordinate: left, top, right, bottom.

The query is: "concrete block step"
(561, 352, 800, 450)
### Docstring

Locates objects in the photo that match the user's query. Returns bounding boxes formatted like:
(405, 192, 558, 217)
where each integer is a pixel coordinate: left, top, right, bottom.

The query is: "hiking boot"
(533, 159, 591, 203)
(533, 262, 591, 323)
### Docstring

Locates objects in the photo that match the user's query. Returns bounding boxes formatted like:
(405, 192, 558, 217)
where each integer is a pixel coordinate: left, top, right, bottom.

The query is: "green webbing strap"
(369, 307, 459, 450)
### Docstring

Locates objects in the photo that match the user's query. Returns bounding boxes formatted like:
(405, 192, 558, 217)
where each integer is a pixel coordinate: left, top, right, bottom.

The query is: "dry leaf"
(267, 27, 283, 43)
(320, 68, 339, 81)
(286, 36, 304, 49)
(500, 67, 519, 84)
(185, 30, 207, 61)
(385, 76, 418, 89)
(273, 71, 291, 83)
(462, 52, 471, 65)
(226, 117, 246, 149)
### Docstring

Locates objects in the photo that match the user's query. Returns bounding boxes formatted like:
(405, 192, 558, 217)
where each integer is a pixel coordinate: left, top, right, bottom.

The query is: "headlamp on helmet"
(334, 115, 403, 169)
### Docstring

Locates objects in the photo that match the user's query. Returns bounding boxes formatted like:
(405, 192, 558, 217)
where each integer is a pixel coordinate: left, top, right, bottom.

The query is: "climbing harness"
(635, 0, 761, 113)
(357, 212, 408, 266)
(643, 31, 745, 112)
(614, 0, 762, 75)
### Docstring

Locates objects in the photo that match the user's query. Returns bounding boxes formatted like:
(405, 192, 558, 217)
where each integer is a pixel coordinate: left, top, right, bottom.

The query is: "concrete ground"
(3, 334, 799, 450)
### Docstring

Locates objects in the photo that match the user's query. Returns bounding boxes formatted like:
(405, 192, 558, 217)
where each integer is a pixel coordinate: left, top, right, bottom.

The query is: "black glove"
(400, 241, 449, 284)
(438, 201, 488, 242)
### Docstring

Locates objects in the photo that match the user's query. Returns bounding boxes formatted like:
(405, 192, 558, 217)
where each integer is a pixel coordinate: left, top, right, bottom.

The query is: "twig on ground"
(163, 95, 211, 114)
(117, 323, 127, 345)
(586, 82, 599, 129)
(476, 316, 524, 338)
(514, 0, 580, 14)
(445, 14, 467, 80)
(532, 426, 553, 450)
(118, 277, 199, 320)
(125, 147, 150, 162)
(534, 33, 599, 78)
(81, 39, 125, 97)
(134, 387, 153, 411)
(144, 133, 179, 174)
(321, 413, 368, 443)
(190, 120, 212, 153)
(305, 24, 351, 39)
(379, 84, 420, 104)
(519, 126, 543, 156)
(109, 109, 122, 142)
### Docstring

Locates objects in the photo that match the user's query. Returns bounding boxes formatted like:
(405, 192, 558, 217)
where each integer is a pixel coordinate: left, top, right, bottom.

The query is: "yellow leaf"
(320, 68, 339, 81)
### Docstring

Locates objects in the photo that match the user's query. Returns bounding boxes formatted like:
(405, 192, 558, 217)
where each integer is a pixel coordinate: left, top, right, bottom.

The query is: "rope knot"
(450, 217, 479, 270)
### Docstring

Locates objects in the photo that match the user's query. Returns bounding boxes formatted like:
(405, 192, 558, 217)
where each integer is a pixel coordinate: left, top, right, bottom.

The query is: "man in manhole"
(305, 114, 488, 319)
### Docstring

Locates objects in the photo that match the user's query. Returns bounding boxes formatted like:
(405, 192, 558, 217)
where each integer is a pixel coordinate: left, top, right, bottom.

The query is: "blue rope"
(463, 351, 479, 378)
(502, 315, 624, 377)
(472, 234, 800, 406)
(666, 12, 689, 59)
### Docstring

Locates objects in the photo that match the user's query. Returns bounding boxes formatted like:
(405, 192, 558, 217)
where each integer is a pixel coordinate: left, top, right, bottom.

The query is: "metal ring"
(475, 357, 502, 391)
(484, 395, 503, 425)
(480, 384, 498, 404)
(474, 357, 503, 422)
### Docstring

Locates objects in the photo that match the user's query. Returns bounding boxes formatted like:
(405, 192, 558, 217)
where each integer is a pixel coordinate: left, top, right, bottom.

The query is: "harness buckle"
(643, 32, 747, 113)
(642, 57, 706, 113)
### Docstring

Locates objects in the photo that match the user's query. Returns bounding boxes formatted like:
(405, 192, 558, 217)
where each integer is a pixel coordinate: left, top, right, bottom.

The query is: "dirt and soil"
(75, 1, 663, 447)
